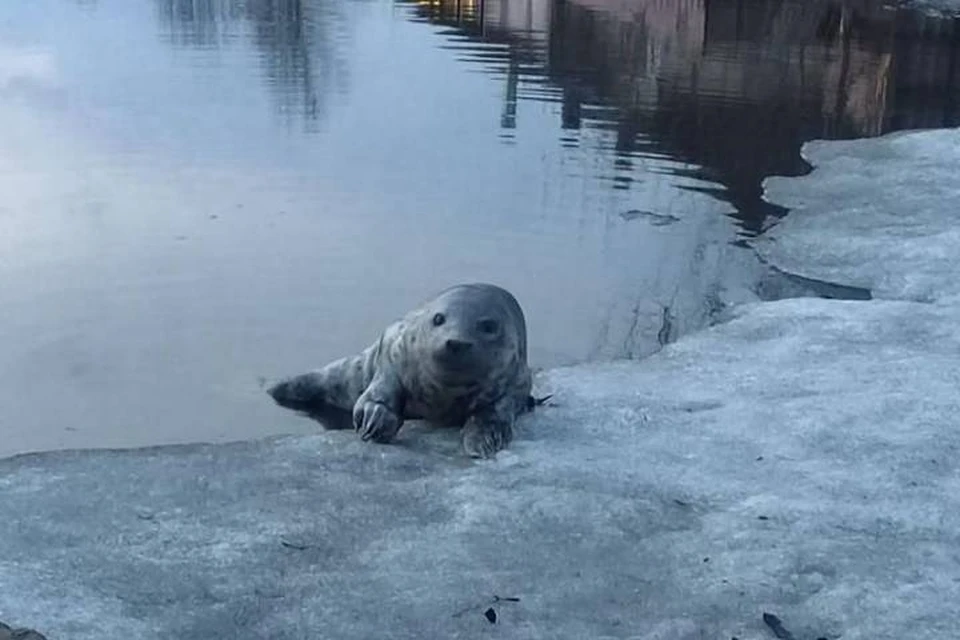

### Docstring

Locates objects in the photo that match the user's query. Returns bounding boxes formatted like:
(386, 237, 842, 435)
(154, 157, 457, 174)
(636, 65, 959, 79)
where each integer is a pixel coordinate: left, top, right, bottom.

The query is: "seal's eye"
(432, 312, 446, 327)
(477, 319, 499, 334)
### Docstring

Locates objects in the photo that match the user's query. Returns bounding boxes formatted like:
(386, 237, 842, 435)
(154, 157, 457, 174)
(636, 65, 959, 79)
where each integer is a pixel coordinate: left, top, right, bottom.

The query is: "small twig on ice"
(762, 612, 796, 640)
(280, 538, 312, 551)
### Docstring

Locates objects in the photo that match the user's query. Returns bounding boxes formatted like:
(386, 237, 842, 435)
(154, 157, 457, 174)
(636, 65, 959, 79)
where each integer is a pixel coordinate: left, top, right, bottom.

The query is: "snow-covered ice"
(2, 127, 960, 639)
(754, 127, 960, 304)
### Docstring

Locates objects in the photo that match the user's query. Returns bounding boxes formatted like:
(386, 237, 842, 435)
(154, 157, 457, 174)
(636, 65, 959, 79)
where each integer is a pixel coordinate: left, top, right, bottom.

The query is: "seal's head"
(409, 283, 527, 383)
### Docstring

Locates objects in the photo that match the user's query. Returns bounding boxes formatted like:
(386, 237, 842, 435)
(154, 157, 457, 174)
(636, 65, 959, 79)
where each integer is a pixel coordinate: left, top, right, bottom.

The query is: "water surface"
(1, 0, 957, 455)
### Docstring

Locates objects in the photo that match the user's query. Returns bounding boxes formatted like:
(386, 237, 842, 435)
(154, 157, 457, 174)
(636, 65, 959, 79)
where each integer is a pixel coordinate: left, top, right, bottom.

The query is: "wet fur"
(267, 283, 535, 457)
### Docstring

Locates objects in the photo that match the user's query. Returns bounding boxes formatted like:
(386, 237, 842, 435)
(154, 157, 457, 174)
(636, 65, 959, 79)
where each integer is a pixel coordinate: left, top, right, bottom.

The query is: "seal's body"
(267, 283, 534, 458)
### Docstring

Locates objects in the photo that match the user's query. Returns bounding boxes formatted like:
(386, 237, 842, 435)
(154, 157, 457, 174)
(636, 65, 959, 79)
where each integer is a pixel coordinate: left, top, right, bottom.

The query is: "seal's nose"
(444, 339, 473, 355)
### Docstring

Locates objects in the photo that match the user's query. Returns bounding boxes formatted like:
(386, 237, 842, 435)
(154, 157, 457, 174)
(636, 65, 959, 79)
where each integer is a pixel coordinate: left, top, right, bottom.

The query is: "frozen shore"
(2, 127, 959, 639)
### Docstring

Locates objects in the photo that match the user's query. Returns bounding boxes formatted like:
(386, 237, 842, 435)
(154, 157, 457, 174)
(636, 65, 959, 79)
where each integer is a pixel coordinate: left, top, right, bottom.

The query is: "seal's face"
(413, 287, 517, 382)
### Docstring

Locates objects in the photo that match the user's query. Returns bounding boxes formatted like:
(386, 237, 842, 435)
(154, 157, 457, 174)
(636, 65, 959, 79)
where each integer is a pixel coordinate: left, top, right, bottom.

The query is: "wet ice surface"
(755, 128, 960, 304)
(2, 127, 960, 638)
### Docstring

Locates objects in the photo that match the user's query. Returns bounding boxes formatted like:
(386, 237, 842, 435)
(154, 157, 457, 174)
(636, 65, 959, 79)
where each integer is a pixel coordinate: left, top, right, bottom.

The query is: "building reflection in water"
(404, 0, 960, 234)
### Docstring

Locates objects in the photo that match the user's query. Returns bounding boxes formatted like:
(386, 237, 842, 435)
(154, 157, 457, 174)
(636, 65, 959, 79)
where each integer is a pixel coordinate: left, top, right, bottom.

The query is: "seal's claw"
(353, 401, 402, 444)
(461, 419, 512, 459)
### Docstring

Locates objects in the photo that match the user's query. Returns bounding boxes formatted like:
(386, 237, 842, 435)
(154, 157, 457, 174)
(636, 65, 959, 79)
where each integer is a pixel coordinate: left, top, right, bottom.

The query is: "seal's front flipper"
(352, 372, 405, 444)
(461, 396, 518, 459)
(353, 401, 402, 443)
(461, 415, 513, 458)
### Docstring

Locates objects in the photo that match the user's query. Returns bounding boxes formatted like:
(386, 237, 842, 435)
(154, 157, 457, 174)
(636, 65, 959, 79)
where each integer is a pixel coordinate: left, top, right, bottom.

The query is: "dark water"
(0, 0, 957, 455)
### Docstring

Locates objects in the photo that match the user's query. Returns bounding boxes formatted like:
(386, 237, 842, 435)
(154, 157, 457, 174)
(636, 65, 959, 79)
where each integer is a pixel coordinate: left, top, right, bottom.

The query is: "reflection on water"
(405, 0, 960, 234)
(0, 0, 957, 455)
(148, 0, 960, 233)
(154, 0, 355, 128)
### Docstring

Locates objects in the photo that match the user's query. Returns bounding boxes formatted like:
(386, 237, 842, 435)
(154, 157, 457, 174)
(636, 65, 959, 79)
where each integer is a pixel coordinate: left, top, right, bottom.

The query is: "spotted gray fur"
(267, 283, 535, 458)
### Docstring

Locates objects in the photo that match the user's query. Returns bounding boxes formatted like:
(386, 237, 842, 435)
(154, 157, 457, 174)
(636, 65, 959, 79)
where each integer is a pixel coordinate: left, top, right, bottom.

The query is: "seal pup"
(267, 283, 540, 458)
